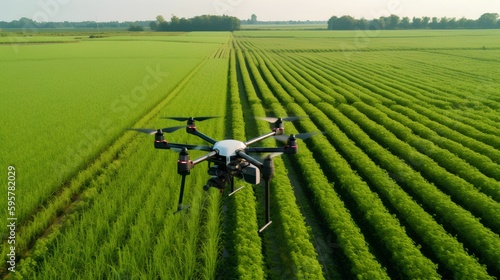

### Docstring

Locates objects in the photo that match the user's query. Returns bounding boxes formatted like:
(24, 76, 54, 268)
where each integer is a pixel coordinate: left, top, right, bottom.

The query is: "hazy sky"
(1, 0, 499, 22)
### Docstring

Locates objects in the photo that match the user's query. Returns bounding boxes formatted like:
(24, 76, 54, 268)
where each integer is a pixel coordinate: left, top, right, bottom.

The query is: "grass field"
(1, 29, 500, 279)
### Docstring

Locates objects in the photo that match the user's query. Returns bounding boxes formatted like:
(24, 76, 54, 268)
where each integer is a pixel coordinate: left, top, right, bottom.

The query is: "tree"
(430, 17, 439, 29)
(422, 17, 431, 28)
(156, 15, 166, 23)
(400, 17, 411, 29)
(477, 13, 499, 29)
(250, 14, 257, 24)
(412, 17, 422, 29)
(389, 14, 400, 29)
(128, 24, 144, 31)
(154, 14, 240, 32)
(150, 21, 158, 31)
(328, 15, 356, 30)
(439, 17, 449, 29)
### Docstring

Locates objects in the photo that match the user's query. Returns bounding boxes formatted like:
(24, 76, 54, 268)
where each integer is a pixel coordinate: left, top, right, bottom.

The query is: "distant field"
(1, 29, 499, 279)
(0, 31, 229, 237)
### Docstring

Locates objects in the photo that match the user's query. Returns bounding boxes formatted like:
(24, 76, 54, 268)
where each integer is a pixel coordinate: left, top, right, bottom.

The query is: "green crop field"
(1, 29, 500, 279)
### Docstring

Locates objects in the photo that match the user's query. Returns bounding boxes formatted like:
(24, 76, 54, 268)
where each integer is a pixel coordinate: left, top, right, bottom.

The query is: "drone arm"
(192, 151, 218, 166)
(244, 131, 276, 146)
(188, 128, 218, 145)
(236, 150, 263, 168)
(154, 141, 213, 151)
(245, 147, 285, 154)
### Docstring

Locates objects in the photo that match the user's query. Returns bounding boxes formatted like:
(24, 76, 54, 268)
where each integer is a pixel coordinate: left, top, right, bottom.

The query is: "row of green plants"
(219, 45, 265, 280)
(336, 104, 500, 273)
(341, 55, 500, 134)
(339, 54, 500, 118)
(379, 52, 500, 111)
(236, 41, 388, 279)
(382, 104, 500, 181)
(0, 39, 226, 235)
(315, 55, 500, 150)
(286, 53, 500, 188)
(9, 57, 230, 278)
(245, 46, 444, 279)
(259, 42, 500, 278)
(293, 53, 500, 166)
(278, 48, 498, 276)
(311, 102, 493, 279)
(235, 41, 325, 279)
(391, 105, 500, 164)
(0, 42, 219, 277)
(353, 102, 500, 204)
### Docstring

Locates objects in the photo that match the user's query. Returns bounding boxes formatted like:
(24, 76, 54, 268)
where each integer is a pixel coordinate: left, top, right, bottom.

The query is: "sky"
(1, 0, 499, 22)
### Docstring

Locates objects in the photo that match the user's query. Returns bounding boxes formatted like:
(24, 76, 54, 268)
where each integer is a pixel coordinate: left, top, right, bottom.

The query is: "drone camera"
(241, 163, 260, 185)
(203, 177, 225, 191)
(204, 165, 231, 191)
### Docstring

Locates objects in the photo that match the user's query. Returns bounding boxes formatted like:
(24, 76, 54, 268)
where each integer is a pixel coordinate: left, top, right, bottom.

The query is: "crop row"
(284, 53, 500, 174)
(261, 49, 476, 277)
(219, 45, 265, 280)
(236, 38, 500, 278)
(244, 46, 445, 279)
(0, 40, 225, 235)
(311, 55, 500, 150)
(235, 41, 325, 279)
(0, 48, 217, 277)
(380, 105, 500, 181)
(235, 42, 388, 279)
(353, 102, 500, 204)
(340, 54, 500, 126)
(335, 56, 500, 142)
(282, 52, 500, 230)
(8, 57, 230, 278)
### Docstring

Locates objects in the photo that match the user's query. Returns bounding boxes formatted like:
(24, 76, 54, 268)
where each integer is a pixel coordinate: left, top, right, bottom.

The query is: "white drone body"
(213, 140, 247, 164)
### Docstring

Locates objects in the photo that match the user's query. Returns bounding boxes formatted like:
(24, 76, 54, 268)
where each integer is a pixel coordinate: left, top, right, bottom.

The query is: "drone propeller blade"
(256, 116, 308, 123)
(161, 125, 188, 133)
(162, 116, 219, 122)
(273, 132, 323, 142)
(254, 152, 283, 163)
(127, 128, 158, 135)
(127, 126, 186, 135)
(256, 117, 279, 123)
(282, 116, 308, 122)
(171, 145, 212, 152)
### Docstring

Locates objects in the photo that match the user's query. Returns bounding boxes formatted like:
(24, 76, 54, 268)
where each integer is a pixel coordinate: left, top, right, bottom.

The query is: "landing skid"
(228, 185, 245, 196)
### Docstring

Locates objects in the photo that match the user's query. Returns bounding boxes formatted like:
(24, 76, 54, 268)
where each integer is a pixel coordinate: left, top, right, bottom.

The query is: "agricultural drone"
(129, 116, 320, 232)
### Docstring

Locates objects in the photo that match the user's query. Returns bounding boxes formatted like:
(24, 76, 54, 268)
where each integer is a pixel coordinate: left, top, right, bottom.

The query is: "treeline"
(0, 17, 150, 30)
(151, 15, 240, 32)
(328, 13, 500, 30)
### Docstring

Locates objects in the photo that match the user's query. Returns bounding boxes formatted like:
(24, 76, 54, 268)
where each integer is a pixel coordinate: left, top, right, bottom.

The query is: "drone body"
(129, 116, 320, 232)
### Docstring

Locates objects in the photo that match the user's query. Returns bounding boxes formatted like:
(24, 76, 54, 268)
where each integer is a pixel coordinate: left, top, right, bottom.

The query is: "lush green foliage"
(232, 29, 500, 278)
(2, 29, 500, 279)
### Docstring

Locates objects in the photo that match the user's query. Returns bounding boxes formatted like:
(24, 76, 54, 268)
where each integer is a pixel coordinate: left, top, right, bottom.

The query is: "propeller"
(256, 116, 308, 123)
(170, 145, 213, 152)
(253, 152, 283, 163)
(162, 116, 219, 122)
(273, 132, 324, 142)
(127, 126, 187, 135)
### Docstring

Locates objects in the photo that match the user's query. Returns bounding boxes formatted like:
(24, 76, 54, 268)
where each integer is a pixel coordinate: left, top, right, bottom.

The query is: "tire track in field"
(0, 55, 213, 278)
